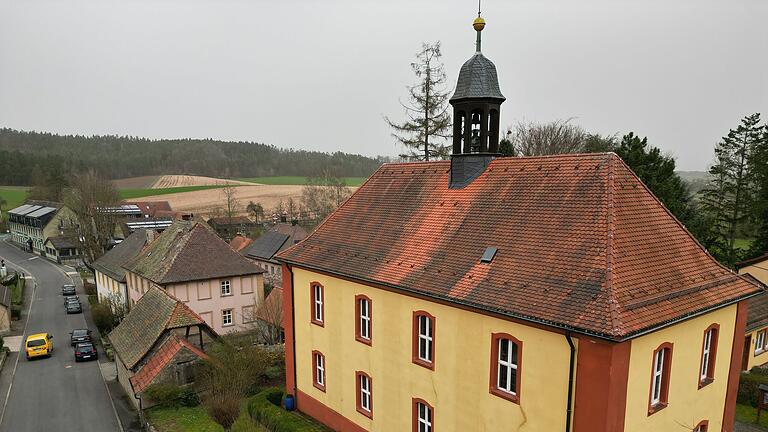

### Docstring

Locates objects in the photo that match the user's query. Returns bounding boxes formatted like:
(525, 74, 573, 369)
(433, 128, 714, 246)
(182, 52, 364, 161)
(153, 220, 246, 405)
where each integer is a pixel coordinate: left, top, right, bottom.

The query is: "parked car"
(65, 301, 82, 314)
(69, 329, 92, 346)
(62, 284, 76, 296)
(25, 333, 53, 360)
(64, 295, 79, 306)
(73, 342, 97, 362)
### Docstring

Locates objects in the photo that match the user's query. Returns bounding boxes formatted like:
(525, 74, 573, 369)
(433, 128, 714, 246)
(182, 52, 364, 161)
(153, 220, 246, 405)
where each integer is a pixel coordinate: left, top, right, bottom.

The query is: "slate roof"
(109, 287, 206, 369)
(746, 275, 768, 332)
(124, 220, 263, 285)
(129, 333, 208, 393)
(245, 231, 290, 261)
(450, 52, 505, 103)
(277, 153, 763, 340)
(93, 231, 151, 282)
(45, 236, 76, 250)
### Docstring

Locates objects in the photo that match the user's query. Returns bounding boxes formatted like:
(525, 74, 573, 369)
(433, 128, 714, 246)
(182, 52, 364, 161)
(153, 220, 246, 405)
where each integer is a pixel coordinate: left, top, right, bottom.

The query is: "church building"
(276, 13, 762, 432)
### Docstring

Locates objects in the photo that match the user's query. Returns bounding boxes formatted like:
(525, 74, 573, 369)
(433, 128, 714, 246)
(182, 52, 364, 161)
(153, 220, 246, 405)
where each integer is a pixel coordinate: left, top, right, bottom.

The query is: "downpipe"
(565, 331, 576, 432)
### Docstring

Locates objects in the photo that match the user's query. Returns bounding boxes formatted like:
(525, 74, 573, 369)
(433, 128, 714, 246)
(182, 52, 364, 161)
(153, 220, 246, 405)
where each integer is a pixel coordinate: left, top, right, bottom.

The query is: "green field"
(0, 187, 29, 220)
(236, 176, 367, 186)
(119, 185, 227, 199)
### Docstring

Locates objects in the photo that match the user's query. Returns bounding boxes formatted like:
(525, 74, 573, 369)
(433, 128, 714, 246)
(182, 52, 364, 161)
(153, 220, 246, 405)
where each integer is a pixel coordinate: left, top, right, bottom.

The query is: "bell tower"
(448, 10, 506, 188)
(449, 13, 505, 155)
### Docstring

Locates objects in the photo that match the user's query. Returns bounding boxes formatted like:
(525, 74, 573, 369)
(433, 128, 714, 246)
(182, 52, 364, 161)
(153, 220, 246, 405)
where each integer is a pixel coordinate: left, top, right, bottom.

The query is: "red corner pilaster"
(282, 263, 296, 395)
(572, 337, 631, 432)
(723, 300, 749, 432)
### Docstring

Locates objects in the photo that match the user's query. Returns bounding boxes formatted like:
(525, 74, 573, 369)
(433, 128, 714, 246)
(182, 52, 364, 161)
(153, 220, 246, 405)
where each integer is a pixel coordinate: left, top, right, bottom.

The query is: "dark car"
(65, 301, 82, 314)
(64, 295, 79, 306)
(74, 342, 97, 362)
(62, 284, 76, 296)
(69, 329, 92, 346)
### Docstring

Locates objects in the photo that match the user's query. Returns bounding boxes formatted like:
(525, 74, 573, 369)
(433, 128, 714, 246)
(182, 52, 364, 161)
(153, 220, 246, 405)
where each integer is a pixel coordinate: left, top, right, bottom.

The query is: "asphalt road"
(0, 239, 120, 431)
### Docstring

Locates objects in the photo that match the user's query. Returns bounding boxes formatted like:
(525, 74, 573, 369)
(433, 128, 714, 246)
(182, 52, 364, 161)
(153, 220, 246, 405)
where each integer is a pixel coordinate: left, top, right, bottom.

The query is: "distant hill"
(0, 128, 387, 186)
(677, 171, 711, 194)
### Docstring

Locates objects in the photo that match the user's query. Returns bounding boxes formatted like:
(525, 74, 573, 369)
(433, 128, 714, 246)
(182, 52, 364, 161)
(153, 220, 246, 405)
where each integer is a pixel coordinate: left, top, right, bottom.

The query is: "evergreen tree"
(385, 42, 452, 161)
(700, 113, 763, 266)
(749, 121, 768, 257)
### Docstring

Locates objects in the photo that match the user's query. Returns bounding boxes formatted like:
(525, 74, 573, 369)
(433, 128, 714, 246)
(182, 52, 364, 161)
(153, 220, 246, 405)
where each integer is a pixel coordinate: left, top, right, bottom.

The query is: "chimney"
(280, 214, 288, 223)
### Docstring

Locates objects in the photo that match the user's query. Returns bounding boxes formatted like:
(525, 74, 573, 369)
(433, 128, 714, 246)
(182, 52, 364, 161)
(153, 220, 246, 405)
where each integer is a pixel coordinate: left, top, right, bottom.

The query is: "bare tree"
(301, 171, 352, 222)
(220, 183, 240, 222)
(63, 170, 121, 265)
(245, 291, 284, 345)
(385, 42, 452, 161)
(246, 201, 264, 224)
(501, 119, 589, 156)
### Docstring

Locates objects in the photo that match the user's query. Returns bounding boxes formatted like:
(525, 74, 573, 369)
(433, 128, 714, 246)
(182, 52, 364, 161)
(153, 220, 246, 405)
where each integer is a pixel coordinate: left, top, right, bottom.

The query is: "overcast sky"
(1, 0, 766, 170)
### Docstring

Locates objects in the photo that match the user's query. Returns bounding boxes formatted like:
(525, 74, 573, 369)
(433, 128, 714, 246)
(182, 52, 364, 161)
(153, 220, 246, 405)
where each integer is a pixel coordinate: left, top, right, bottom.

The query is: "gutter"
(564, 331, 576, 432)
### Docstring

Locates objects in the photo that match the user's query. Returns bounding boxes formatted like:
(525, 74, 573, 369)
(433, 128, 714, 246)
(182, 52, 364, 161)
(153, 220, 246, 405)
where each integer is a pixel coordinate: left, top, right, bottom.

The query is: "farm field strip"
(119, 185, 229, 199)
(236, 176, 367, 186)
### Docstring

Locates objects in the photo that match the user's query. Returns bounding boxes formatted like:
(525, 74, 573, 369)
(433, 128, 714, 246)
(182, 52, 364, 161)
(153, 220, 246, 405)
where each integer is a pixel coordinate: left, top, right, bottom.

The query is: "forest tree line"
(0, 128, 387, 186)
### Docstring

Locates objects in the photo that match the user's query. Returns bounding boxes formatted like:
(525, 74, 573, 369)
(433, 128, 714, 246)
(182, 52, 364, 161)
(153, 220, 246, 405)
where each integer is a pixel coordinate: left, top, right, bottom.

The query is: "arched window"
(412, 311, 435, 370)
(412, 398, 433, 432)
(700, 324, 719, 387)
(356, 371, 373, 418)
(649, 342, 673, 414)
(310, 282, 324, 326)
(489, 333, 522, 403)
(355, 295, 372, 345)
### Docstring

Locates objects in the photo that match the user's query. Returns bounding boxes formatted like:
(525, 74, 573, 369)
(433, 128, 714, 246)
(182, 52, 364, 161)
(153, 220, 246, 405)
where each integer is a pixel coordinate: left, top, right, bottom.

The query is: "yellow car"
(25, 333, 53, 359)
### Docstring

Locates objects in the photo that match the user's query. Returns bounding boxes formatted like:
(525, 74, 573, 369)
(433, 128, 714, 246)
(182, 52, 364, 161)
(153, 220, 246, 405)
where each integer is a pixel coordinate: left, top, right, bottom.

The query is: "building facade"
(737, 254, 768, 370)
(275, 14, 762, 432)
(123, 220, 265, 334)
(93, 230, 152, 312)
(7, 201, 77, 255)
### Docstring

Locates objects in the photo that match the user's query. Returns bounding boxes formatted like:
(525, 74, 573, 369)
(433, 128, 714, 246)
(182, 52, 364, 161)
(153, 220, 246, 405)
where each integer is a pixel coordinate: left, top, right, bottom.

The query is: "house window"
(413, 398, 433, 432)
(412, 311, 435, 369)
(220, 280, 231, 296)
(756, 330, 766, 354)
(312, 351, 326, 392)
(489, 333, 522, 403)
(311, 283, 324, 326)
(694, 420, 708, 432)
(700, 324, 719, 387)
(649, 342, 673, 414)
(356, 371, 373, 418)
(222, 309, 233, 326)
(176, 361, 195, 385)
(355, 295, 372, 345)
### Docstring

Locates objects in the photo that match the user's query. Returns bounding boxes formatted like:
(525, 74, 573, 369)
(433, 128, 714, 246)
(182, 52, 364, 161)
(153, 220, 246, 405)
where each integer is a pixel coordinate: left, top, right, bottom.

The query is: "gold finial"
(473, 16, 486, 32)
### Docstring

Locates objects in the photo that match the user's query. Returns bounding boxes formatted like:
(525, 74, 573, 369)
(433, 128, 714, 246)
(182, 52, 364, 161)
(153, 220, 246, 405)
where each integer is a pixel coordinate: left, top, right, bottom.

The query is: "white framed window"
(700, 330, 712, 380)
(651, 348, 665, 405)
(418, 315, 433, 363)
(222, 309, 233, 326)
(416, 401, 432, 432)
(359, 373, 371, 412)
(497, 338, 519, 395)
(313, 352, 325, 389)
(220, 280, 231, 296)
(756, 331, 766, 354)
(359, 297, 371, 340)
(312, 284, 324, 324)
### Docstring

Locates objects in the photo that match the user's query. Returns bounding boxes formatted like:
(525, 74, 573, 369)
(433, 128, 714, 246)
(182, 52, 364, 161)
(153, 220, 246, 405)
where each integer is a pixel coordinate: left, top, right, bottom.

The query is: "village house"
(123, 220, 265, 334)
(92, 230, 152, 311)
(274, 15, 763, 432)
(43, 236, 82, 265)
(6, 200, 77, 255)
(736, 254, 768, 371)
(109, 287, 217, 410)
(207, 216, 257, 241)
(243, 220, 307, 286)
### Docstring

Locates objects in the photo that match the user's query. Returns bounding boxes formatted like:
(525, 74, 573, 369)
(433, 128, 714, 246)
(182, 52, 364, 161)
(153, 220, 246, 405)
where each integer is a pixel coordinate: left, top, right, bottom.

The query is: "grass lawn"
(147, 405, 265, 432)
(736, 403, 768, 429)
(0, 186, 29, 219)
(119, 185, 227, 199)
(236, 176, 367, 187)
(735, 238, 756, 250)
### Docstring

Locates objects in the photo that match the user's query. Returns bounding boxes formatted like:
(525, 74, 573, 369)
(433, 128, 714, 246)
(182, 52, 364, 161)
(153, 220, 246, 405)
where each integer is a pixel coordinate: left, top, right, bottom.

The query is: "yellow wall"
(745, 328, 768, 370)
(623, 304, 736, 432)
(293, 268, 576, 432)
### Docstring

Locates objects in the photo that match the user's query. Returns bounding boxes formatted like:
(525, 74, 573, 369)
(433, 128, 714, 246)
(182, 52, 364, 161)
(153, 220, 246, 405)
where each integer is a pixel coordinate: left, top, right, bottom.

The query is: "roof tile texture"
(277, 154, 761, 339)
(129, 333, 208, 393)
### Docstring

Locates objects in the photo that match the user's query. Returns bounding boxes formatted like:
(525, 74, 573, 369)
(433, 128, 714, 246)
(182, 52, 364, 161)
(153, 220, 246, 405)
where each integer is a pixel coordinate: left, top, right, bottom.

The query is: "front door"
(743, 335, 752, 371)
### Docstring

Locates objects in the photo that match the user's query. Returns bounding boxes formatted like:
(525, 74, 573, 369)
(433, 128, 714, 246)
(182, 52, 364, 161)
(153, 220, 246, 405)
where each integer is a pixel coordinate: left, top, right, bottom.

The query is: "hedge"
(738, 368, 768, 407)
(248, 388, 327, 432)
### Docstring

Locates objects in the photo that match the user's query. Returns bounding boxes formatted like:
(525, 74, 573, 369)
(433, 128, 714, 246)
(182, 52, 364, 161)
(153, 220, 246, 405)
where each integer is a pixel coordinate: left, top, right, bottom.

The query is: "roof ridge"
(604, 154, 624, 336)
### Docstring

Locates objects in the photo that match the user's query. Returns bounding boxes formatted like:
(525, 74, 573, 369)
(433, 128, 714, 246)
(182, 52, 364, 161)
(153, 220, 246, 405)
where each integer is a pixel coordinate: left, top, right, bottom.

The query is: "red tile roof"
(129, 334, 208, 394)
(230, 235, 254, 252)
(277, 154, 762, 340)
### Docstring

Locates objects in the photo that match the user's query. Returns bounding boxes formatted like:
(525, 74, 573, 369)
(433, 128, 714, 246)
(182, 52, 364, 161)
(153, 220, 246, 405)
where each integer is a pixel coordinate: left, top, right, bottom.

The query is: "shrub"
(145, 383, 183, 407)
(205, 392, 241, 431)
(10, 305, 21, 320)
(738, 371, 768, 407)
(91, 303, 116, 334)
(83, 282, 97, 296)
(179, 388, 201, 407)
(248, 388, 327, 432)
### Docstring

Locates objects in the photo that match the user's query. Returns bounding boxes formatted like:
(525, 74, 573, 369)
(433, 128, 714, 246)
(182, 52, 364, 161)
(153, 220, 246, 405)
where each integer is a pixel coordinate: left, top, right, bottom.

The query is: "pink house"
(123, 220, 265, 334)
